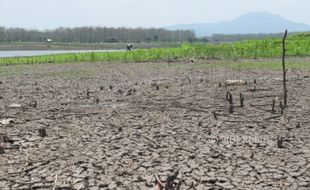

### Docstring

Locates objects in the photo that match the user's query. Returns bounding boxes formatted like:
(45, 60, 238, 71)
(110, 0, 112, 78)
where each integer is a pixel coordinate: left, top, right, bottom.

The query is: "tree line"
(0, 26, 196, 43)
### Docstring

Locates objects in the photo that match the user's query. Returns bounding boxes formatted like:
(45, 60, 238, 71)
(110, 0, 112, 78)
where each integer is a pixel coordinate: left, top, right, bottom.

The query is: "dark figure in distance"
(126, 44, 133, 51)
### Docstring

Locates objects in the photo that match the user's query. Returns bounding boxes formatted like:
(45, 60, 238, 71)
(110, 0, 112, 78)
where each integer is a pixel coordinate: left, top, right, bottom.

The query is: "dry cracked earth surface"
(0, 59, 310, 190)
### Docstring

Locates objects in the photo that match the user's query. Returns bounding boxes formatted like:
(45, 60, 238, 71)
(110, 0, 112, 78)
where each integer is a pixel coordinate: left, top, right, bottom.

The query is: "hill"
(166, 12, 310, 37)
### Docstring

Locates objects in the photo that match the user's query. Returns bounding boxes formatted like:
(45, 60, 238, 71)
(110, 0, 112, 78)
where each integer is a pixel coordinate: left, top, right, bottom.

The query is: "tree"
(0, 26, 196, 43)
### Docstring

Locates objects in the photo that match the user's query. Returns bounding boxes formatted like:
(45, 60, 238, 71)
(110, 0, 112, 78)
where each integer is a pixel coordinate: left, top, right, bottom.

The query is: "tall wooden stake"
(282, 30, 288, 106)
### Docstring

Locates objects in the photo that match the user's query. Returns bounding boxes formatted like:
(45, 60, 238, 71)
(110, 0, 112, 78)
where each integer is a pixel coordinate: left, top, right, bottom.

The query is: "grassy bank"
(1, 33, 310, 66)
(0, 42, 181, 51)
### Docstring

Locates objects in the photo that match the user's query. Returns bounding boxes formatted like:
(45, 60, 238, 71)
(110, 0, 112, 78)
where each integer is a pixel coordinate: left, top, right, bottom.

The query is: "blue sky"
(0, 0, 308, 29)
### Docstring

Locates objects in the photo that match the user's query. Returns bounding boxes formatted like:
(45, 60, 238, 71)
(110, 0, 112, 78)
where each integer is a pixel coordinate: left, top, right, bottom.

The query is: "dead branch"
(282, 29, 288, 106)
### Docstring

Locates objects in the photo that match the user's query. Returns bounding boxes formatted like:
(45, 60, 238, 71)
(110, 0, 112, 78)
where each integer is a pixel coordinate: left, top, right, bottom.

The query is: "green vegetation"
(0, 41, 181, 51)
(1, 33, 310, 66)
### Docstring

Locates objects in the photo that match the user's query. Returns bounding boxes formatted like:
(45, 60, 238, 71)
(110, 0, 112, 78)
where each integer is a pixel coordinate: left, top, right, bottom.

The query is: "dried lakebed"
(0, 61, 309, 189)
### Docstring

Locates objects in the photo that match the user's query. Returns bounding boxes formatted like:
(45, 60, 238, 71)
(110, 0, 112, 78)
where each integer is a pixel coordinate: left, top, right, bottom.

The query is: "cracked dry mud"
(0, 60, 310, 190)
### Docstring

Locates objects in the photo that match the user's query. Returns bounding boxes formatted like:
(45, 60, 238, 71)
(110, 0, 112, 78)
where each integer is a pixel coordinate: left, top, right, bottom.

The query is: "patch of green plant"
(1, 36, 310, 65)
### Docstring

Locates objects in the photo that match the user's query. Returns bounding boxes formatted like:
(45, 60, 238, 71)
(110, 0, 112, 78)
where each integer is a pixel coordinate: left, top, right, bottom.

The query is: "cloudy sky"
(0, 0, 308, 29)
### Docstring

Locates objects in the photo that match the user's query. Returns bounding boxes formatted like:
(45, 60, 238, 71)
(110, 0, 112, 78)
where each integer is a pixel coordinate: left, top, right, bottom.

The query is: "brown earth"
(0, 60, 310, 190)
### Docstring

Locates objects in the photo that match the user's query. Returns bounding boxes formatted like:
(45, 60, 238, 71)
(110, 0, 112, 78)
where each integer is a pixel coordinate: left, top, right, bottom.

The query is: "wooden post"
(240, 93, 244, 108)
(280, 101, 284, 115)
(227, 91, 233, 105)
(226, 91, 230, 101)
(212, 111, 218, 120)
(282, 30, 288, 106)
(86, 89, 90, 99)
(229, 103, 234, 113)
(272, 99, 276, 113)
(226, 91, 234, 113)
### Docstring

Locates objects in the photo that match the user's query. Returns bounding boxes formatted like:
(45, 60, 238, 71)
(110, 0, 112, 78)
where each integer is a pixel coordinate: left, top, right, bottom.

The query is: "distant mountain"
(166, 12, 310, 37)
